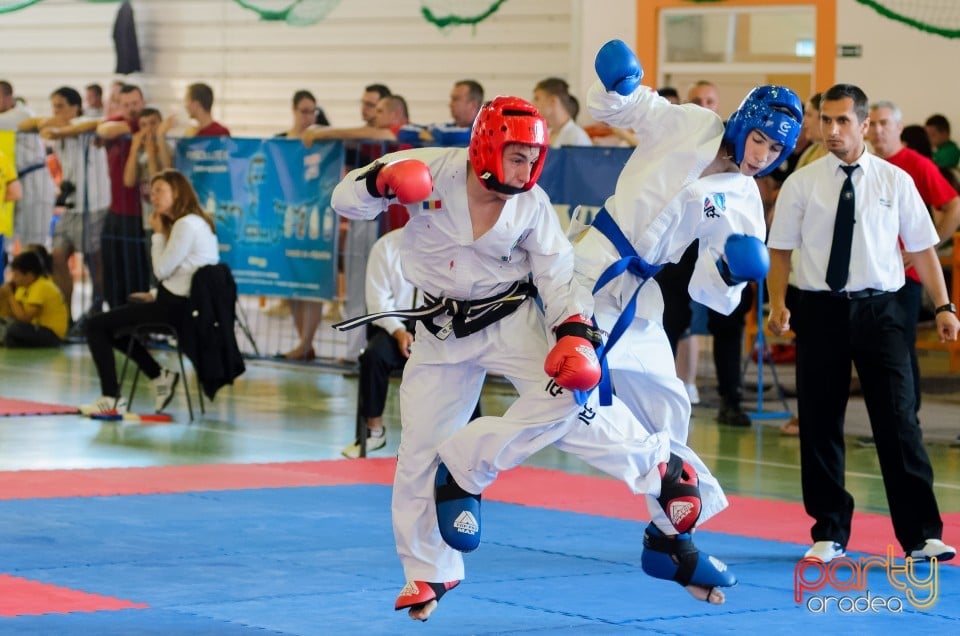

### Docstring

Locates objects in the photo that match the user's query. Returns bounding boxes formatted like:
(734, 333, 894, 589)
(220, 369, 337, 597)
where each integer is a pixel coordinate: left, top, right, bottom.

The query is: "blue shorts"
(686, 301, 709, 336)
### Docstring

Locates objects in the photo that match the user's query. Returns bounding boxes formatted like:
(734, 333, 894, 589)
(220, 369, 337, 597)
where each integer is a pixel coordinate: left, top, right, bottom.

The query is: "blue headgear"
(723, 85, 803, 177)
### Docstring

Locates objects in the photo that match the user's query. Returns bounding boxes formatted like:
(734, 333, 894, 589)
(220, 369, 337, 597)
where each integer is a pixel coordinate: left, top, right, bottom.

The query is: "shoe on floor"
(340, 428, 386, 459)
(779, 416, 799, 436)
(908, 539, 956, 562)
(717, 402, 751, 427)
(804, 540, 845, 563)
(153, 369, 180, 413)
(856, 436, 876, 448)
(79, 395, 127, 416)
(684, 383, 701, 405)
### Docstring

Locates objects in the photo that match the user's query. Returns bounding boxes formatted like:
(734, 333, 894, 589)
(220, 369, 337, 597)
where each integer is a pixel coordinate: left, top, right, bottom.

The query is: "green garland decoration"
(233, 0, 292, 22)
(679, 0, 960, 39)
(421, 0, 508, 29)
(1, 0, 508, 27)
(854, 0, 960, 39)
(0, 0, 42, 14)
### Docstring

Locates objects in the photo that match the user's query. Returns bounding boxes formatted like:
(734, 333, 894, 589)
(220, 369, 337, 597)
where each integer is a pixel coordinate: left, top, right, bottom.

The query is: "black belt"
(811, 288, 893, 300)
(333, 280, 537, 340)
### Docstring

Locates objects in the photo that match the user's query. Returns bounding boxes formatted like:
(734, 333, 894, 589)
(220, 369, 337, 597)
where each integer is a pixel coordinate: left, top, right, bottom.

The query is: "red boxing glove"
(544, 316, 602, 392)
(374, 159, 434, 205)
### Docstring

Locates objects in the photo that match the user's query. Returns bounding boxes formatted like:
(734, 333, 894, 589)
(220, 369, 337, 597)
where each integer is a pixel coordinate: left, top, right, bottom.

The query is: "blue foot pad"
(435, 462, 481, 552)
(641, 524, 737, 588)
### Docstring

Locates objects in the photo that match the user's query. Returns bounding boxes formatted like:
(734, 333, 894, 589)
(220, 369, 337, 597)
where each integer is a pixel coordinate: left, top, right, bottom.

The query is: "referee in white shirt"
(766, 83, 959, 564)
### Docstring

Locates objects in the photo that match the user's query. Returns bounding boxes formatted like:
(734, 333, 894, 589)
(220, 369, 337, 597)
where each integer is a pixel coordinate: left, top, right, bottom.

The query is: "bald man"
(687, 80, 719, 114)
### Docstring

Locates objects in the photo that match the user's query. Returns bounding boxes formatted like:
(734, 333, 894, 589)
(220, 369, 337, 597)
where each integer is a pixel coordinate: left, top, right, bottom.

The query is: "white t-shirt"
(550, 119, 593, 148)
(55, 118, 111, 213)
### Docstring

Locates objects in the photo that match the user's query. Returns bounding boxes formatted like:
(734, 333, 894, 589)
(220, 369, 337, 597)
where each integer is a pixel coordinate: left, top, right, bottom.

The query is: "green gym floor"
(1, 341, 958, 513)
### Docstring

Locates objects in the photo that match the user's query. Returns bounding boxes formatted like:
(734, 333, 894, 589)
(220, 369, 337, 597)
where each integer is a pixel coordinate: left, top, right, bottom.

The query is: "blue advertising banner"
(538, 146, 631, 207)
(176, 137, 343, 300)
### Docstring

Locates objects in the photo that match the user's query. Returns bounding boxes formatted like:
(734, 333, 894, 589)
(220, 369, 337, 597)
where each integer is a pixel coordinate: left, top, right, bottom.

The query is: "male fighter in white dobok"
(429, 41, 802, 612)
(333, 96, 740, 621)
(561, 39, 802, 601)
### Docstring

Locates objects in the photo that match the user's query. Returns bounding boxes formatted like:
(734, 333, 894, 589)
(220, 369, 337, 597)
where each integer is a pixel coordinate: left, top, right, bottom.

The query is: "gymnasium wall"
(0, 0, 956, 135)
(2, 0, 598, 136)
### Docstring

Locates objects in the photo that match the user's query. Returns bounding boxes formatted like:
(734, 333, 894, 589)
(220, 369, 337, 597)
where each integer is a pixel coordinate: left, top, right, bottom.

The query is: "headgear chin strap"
(477, 171, 531, 196)
(723, 85, 803, 177)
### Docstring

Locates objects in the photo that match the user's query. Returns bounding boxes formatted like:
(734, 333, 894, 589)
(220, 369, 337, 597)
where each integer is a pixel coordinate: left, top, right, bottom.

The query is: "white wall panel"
(1, 0, 583, 137)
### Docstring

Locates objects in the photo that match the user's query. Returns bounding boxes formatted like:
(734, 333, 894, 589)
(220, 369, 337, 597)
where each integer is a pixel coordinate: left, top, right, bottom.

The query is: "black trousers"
(656, 241, 751, 404)
(358, 326, 409, 419)
(358, 325, 481, 421)
(85, 286, 187, 397)
(795, 290, 942, 551)
(1, 320, 61, 347)
(895, 278, 923, 412)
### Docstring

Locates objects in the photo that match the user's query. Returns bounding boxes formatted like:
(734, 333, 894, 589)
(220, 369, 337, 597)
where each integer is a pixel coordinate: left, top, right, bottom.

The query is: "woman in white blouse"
(80, 169, 219, 415)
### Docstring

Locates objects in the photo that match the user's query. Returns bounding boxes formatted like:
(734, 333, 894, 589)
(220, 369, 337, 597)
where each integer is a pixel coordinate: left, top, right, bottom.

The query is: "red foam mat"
(0, 574, 148, 617)
(0, 398, 79, 417)
(0, 459, 956, 563)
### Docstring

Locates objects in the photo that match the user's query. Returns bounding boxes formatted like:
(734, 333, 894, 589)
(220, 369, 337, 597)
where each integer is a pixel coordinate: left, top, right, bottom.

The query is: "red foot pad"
(394, 580, 460, 611)
(0, 574, 148, 617)
(657, 454, 701, 534)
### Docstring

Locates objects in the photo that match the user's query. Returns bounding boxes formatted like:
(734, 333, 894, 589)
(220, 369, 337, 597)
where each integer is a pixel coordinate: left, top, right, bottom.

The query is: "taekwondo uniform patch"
(703, 193, 726, 219)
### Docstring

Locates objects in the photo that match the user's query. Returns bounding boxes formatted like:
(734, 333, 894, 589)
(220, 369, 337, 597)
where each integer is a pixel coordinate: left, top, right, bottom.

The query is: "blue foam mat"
(2, 485, 958, 634)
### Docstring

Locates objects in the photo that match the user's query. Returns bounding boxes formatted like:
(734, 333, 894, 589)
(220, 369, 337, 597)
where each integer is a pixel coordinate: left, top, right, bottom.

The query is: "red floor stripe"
(0, 459, 956, 563)
(0, 574, 148, 617)
(0, 398, 78, 417)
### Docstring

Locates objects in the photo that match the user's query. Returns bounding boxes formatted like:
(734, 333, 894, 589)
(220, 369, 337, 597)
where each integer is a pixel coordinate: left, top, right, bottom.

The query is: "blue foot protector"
(435, 462, 482, 552)
(640, 524, 737, 590)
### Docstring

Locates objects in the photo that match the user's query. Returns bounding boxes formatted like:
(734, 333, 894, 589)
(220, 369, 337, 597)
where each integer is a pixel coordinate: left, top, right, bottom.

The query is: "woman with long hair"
(80, 169, 219, 415)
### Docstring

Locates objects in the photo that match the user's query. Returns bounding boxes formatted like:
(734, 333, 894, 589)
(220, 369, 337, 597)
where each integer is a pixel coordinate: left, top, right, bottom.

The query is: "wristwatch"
(935, 302, 957, 315)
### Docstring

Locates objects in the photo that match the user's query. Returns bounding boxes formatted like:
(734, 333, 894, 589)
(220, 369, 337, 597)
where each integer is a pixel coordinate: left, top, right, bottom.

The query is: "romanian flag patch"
(422, 199, 443, 210)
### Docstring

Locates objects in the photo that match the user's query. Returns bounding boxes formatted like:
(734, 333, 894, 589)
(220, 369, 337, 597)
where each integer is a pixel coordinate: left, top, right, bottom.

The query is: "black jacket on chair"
(180, 263, 245, 399)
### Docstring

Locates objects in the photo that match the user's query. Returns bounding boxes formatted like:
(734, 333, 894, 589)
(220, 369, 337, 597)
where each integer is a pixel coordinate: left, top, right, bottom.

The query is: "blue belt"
(586, 207, 661, 406)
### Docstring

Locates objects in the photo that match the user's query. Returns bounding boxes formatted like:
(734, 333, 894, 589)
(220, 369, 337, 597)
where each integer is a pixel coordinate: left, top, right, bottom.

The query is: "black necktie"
(825, 164, 859, 291)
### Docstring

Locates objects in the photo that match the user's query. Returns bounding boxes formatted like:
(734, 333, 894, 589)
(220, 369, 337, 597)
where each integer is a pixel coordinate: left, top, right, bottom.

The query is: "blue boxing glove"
(717, 234, 770, 284)
(595, 39, 643, 96)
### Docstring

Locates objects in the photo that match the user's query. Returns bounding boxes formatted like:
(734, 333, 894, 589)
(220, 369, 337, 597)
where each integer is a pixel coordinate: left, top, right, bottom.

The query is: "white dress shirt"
(768, 148, 939, 292)
(365, 228, 415, 335)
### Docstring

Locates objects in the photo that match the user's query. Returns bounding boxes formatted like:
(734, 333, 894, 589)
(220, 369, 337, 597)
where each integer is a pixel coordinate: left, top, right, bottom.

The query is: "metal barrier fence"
(10, 136, 627, 371)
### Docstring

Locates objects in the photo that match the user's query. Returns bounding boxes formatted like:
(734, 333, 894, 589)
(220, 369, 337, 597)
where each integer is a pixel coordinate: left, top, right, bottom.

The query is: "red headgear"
(469, 96, 549, 194)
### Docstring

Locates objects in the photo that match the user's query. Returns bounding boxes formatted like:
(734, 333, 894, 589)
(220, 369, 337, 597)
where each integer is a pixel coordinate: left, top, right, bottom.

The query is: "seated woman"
(0, 248, 69, 347)
(79, 169, 219, 415)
